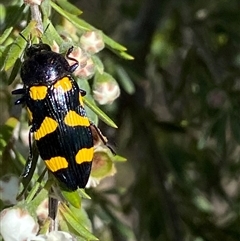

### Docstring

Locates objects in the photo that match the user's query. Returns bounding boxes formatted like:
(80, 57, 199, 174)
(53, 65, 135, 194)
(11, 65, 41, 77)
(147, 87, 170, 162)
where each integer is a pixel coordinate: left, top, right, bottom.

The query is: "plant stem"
(30, 4, 43, 33)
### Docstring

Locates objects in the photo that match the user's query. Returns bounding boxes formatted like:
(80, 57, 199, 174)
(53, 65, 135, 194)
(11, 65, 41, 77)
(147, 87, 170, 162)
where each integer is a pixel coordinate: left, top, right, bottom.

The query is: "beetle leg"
(12, 88, 26, 105)
(90, 123, 116, 155)
(21, 129, 34, 178)
(12, 88, 26, 95)
(48, 193, 59, 222)
(79, 89, 86, 96)
(66, 46, 79, 73)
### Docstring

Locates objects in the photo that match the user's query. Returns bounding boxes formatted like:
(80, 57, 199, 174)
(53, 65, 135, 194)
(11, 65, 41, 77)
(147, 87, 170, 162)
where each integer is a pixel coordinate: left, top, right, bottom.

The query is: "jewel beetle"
(12, 41, 95, 191)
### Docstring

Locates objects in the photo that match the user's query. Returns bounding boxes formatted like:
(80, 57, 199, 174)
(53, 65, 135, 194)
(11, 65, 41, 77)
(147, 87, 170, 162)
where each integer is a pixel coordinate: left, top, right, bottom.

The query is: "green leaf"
(42, 19, 64, 46)
(83, 97, 118, 128)
(60, 204, 98, 240)
(0, 44, 11, 72)
(0, 27, 13, 45)
(50, 1, 91, 31)
(103, 34, 127, 52)
(116, 65, 135, 94)
(92, 55, 104, 74)
(77, 78, 98, 125)
(5, 4, 26, 29)
(4, 21, 36, 71)
(118, 51, 134, 60)
(61, 189, 81, 208)
(78, 188, 91, 200)
(69, 205, 92, 232)
(41, 0, 51, 18)
(25, 176, 49, 205)
(112, 155, 127, 162)
(8, 57, 21, 84)
(0, 4, 6, 25)
(56, 0, 83, 16)
(24, 181, 49, 218)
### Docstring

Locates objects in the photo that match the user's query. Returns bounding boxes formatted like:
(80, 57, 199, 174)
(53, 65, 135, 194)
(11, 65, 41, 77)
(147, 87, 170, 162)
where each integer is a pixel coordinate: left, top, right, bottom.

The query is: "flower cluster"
(52, 30, 120, 105)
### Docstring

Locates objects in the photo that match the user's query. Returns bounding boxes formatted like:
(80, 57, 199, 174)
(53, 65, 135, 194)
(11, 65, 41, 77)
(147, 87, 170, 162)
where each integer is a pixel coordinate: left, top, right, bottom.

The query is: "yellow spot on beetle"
(54, 77, 72, 92)
(64, 110, 90, 127)
(45, 156, 68, 172)
(34, 117, 58, 140)
(76, 147, 94, 164)
(79, 95, 84, 106)
(29, 86, 48, 100)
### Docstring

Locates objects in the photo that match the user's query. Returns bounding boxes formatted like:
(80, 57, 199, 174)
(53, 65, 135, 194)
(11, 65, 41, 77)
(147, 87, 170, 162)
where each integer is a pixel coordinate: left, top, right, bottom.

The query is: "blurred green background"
(1, 0, 240, 240)
(79, 0, 240, 240)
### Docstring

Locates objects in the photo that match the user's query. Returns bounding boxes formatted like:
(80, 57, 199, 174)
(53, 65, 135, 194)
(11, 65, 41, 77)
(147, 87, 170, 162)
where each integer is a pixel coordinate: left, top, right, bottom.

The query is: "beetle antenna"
(43, 23, 50, 34)
(19, 32, 32, 47)
(37, 23, 50, 45)
(19, 33, 28, 42)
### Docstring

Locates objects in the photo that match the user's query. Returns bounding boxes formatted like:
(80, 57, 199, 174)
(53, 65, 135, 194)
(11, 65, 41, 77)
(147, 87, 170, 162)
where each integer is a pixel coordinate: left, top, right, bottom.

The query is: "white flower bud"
(80, 31, 105, 54)
(51, 42, 95, 79)
(93, 72, 120, 105)
(67, 47, 95, 79)
(0, 208, 39, 241)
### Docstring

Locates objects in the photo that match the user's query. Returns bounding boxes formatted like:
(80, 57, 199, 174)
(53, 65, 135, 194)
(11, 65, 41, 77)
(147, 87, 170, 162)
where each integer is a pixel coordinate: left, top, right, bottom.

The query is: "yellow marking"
(34, 117, 58, 140)
(76, 147, 94, 164)
(26, 107, 33, 122)
(79, 95, 84, 106)
(45, 156, 68, 172)
(53, 77, 72, 92)
(29, 86, 48, 100)
(64, 110, 90, 127)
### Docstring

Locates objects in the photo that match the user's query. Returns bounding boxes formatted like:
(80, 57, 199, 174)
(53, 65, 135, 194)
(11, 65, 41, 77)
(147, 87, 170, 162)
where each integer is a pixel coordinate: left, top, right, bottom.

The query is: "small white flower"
(0, 208, 39, 241)
(35, 231, 75, 241)
(85, 176, 100, 188)
(80, 31, 105, 54)
(93, 72, 120, 105)
(74, 57, 95, 79)
(67, 47, 95, 79)
(93, 81, 120, 105)
(0, 174, 20, 205)
(86, 146, 116, 188)
(52, 42, 95, 79)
